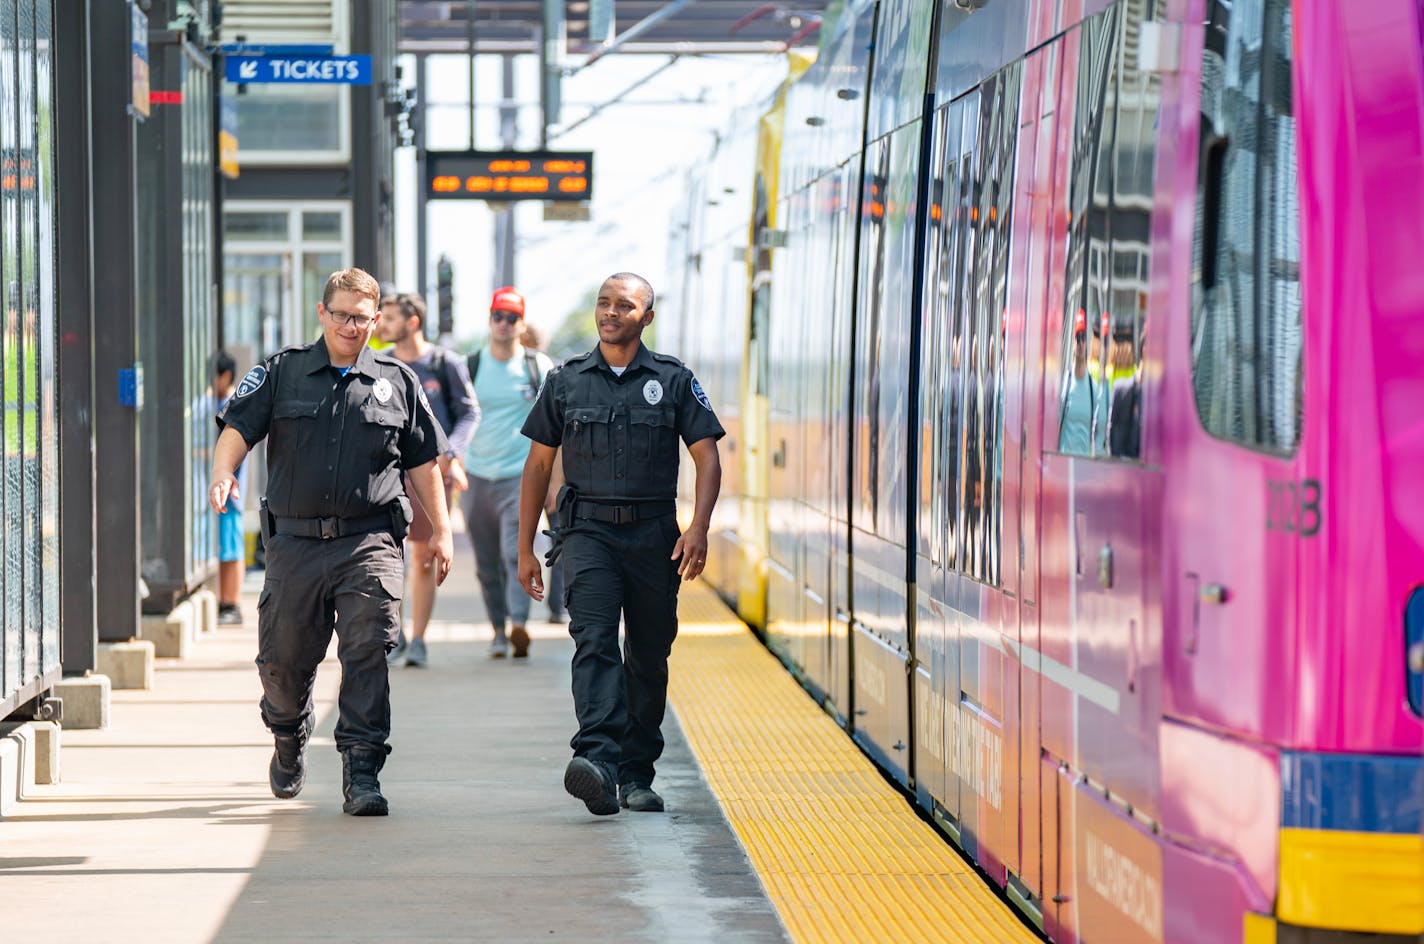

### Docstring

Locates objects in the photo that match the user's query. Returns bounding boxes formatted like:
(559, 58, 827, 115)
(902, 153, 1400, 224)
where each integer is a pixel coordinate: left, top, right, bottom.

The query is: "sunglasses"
(490, 311, 522, 325)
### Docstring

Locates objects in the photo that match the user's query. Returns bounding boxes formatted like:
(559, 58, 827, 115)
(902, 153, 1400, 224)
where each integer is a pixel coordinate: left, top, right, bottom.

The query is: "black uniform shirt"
(521, 343, 724, 503)
(218, 338, 449, 519)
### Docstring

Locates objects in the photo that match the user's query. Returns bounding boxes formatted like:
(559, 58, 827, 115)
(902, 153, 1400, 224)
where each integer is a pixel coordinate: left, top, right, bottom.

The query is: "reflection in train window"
(1191, 0, 1302, 453)
(1057, 2, 1158, 462)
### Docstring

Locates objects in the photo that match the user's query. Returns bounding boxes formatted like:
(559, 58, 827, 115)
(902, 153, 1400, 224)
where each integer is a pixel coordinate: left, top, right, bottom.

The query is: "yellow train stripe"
(1277, 827, 1424, 935)
(670, 582, 1040, 944)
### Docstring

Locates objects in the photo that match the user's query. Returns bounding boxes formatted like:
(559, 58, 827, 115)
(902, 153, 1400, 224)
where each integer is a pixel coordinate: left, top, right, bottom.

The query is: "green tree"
(548, 290, 598, 360)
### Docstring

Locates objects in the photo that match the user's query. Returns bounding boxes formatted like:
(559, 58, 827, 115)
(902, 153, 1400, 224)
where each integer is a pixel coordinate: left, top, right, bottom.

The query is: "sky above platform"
(393, 52, 789, 349)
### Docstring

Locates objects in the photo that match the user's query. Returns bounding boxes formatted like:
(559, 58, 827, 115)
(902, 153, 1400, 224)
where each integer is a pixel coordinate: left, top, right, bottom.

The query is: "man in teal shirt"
(463, 287, 555, 657)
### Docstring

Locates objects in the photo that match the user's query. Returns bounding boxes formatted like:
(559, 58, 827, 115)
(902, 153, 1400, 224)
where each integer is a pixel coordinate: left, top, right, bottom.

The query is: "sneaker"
(217, 604, 243, 626)
(564, 757, 619, 816)
(619, 782, 665, 812)
(386, 630, 408, 666)
(509, 624, 530, 658)
(404, 637, 427, 667)
(547, 610, 568, 625)
(488, 633, 509, 658)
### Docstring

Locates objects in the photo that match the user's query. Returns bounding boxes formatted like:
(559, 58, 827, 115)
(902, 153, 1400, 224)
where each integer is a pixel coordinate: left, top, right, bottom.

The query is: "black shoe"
(619, 782, 665, 812)
(269, 717, 312, 799)
(341, 746, 389, 816)
(217, 603, 243, 626)
(564, 757, 619, 816)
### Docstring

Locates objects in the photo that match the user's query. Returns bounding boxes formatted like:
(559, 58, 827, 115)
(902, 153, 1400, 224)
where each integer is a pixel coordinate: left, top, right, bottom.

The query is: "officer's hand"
(672, 524, 710, 582)
(209, 475, 239, 515)
(518, 550, 544, 602)
(424, 532, 454, 586)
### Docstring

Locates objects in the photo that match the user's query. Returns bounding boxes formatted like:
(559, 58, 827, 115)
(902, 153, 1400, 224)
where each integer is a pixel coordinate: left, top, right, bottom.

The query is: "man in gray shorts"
(378, 292, 479, 666)
(463, 287, 554, 657)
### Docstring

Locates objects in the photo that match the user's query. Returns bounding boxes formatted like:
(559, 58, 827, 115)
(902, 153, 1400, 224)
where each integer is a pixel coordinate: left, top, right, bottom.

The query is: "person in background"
(378, 292, 479, 667)
(212, 350, 247, 625)
(463, 287, 555, 658)
(517, 272, 723, 816)
(517, 322, 567, 625)
(210, 267, 453, 817)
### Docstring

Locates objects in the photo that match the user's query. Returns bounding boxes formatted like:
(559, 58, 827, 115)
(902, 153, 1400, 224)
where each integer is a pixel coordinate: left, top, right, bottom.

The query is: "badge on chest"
(642, 379, 663, 405)
(372, 378, 393, 404)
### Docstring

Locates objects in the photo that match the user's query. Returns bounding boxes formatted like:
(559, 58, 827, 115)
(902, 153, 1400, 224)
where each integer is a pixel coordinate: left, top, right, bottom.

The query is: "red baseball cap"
(1074, 308, 1087, 335)
(490, 286, 525, 317)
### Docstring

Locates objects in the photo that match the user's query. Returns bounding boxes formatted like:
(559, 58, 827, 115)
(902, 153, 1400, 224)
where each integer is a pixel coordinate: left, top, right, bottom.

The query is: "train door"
(1039, 5, 1167, 940)
(952, 60, 1023, 885)
(763, 179, 801, 673)
(1000, 40, 1058, 909)
(824, 163, 857, 719)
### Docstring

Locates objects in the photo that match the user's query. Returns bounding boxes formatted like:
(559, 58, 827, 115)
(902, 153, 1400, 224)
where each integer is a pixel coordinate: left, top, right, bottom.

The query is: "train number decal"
(1265, 478, 1322, 537)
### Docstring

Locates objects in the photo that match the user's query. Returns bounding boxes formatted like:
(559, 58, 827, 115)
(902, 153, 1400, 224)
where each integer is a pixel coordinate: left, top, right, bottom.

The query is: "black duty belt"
(572, 500, 675, 525)
(272, 511, 393, 540)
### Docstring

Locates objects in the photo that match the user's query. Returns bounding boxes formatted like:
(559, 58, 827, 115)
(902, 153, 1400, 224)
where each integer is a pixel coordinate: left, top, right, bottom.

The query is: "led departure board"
(426, 150, 594, 202)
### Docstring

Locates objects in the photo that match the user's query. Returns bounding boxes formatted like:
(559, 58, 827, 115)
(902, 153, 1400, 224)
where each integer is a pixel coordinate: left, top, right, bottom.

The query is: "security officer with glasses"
(517, 272, 723, 816)
(210, 267, 453, 818)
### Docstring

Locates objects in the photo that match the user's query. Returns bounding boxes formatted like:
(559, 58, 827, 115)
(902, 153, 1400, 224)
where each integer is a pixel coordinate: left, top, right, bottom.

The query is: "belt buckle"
(318, 516, 339, 540)
(613, 506, 635, 525)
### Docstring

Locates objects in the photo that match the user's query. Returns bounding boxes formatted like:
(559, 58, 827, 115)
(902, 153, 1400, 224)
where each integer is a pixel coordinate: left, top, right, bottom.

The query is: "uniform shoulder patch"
(690, 375, 713, 411)
(235, 365, 267, 398)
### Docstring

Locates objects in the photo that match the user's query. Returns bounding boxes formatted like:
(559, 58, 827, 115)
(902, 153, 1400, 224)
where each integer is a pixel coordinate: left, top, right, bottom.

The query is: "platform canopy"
(399, 1, 834, 55)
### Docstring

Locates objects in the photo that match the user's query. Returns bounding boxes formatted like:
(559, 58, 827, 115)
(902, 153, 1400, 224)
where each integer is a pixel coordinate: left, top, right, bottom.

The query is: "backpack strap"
(430, 347, 455, 418)
(523, 350, 543, 393)
(466, 348, 481, 384)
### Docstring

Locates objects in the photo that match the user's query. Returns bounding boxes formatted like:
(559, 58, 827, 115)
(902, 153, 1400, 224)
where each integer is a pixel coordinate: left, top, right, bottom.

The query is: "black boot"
(269, 717, 313, 799)
(341, 746, 389, 816)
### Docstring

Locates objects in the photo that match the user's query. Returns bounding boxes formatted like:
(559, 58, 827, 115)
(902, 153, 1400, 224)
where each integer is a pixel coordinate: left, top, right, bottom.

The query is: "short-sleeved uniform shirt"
(217, 338, 449, 520)
(521, 343, 724, 503)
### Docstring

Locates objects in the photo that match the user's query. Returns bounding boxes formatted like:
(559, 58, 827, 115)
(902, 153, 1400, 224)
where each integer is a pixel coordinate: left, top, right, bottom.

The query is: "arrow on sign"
(238, 60, 258, 80)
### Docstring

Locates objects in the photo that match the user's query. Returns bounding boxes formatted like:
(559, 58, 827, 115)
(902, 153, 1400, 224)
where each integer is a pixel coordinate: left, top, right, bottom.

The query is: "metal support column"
(492, 53, 516, 289)
(351, 0, 395, 280)
(415, 52, 428, 299)
(90, 0, 143, 643)
(55, 0, 97, 671)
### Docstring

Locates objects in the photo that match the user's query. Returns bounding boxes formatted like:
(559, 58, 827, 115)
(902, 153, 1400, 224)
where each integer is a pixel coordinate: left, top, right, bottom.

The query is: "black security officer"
(517, 272, 723, 816)
(209, 267, 454, 817)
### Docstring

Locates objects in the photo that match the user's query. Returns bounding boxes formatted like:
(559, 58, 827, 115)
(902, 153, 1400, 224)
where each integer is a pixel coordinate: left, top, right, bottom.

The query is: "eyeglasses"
(490, 311, 522, 325)
(326, 308, 375, 329)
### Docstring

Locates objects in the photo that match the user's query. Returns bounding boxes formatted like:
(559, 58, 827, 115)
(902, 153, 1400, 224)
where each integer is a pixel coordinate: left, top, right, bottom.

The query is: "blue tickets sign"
(225, 54, 372, 86)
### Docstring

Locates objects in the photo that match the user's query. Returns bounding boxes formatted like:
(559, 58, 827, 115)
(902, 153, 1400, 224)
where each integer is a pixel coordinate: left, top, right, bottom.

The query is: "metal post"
(493, 53, 516, 289)
(90, 0, 143, 643)
(466, 0, 477, 150)
(415, 52, 429, 300)
(55, 0, 98, 672)
(351, 0, 379, 274)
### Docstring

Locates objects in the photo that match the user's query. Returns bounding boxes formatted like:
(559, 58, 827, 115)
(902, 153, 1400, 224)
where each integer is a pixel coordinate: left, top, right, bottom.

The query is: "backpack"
(428, 347, 459, 418)
(467, 347, 545, 397)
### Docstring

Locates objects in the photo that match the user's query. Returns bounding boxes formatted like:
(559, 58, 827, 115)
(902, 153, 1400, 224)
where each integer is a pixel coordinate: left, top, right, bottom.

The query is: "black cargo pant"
(561, 514, 681, 787)
(256, 530, 404, 754)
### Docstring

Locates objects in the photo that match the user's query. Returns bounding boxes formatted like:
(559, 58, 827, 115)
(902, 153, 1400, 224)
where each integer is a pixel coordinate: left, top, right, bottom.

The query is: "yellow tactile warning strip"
(669, 582, 1041, 944)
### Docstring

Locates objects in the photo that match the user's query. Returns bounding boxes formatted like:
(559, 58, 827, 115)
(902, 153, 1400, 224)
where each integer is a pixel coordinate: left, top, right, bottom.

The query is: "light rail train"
(664, 1, 1424, 940)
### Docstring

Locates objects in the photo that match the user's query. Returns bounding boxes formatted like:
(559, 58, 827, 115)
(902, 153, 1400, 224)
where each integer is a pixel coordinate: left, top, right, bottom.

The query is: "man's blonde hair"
(322, 267, 380, 307)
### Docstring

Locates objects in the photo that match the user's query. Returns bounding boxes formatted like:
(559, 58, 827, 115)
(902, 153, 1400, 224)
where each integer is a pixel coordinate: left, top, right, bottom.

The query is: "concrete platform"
(0, 534, 785, 943)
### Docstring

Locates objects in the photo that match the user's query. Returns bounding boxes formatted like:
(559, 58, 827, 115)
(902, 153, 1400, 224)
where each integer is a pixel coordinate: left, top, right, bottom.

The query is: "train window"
(1056, 2, 1157, 461)
(1058, 7, 1121, 459)
(960, 63, 1020, 585)
(943, 96, 976, 573)
(1191, 0, 1302, 453)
